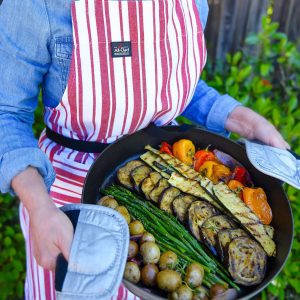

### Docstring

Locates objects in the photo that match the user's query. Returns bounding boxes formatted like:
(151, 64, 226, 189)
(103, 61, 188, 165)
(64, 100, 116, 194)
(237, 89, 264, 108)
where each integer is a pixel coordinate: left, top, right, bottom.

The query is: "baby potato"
(140, 242, 160, 264)
(116, 206, 131, 224)
(128, 240, 139, 260)
(170, 285, 193, 300)
(140, 232, 155, 244)
(157, 270, 181, 292)
(141, 264, 159, 287)
(129, 220, 145, 235)
(159, 251, 178, 270)
(192, 286, 208, 300)
(124, 261, 141, 284)
(97, 196, 118, 209)
(185, 263, 204, 288)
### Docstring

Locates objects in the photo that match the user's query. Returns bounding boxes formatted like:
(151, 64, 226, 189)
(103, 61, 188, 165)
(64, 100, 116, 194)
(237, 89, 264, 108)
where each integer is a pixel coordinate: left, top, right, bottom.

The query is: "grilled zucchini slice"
(187, 201, 219, 241)
(172, 194, 197, 222)
(201, 215, 237, 255)
(149, 178, 170, 203)
(145, 145, 214, 192)
(117, 160, 145, 189)
(213, 183, 276, 257)
(140, 151, 170, 179)
(130, 165, 152, 192)
(168, 172, 224, 211)
(217, 229, 248, 262)
(159, 187, 181, 214)
(141, 172, 162, 200)
(228, 237, 267, 286)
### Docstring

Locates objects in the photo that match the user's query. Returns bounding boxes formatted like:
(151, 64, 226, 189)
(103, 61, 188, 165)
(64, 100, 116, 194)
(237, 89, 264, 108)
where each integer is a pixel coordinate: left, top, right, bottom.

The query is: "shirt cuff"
(0, 147, 56, 195)
(206, 94, 242, 134)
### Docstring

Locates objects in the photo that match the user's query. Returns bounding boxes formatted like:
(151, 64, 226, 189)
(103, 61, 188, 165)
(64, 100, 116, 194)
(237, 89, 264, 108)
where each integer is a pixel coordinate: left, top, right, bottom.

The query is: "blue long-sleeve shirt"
(0, 0, 240, 194)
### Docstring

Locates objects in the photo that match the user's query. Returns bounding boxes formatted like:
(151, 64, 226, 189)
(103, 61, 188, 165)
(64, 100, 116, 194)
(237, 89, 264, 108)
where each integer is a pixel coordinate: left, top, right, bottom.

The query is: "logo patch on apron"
(111, 41, 132, 58)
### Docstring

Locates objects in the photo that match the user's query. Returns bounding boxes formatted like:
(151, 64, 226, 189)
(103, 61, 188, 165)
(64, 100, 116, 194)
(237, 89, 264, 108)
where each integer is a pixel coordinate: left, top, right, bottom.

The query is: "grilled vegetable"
(201, 215, 236, 254)
(130, 165, 152, 192)
(149, 178, 170, 203)
(216, 229, 248, 262)
(228, 237, 267, 285)
(242, 187, 273, 225)
(185, 262, 204, 288)
(141, 264, 159, 287)
(159, 251, 178, 270)
(188, 201, 219, 241)
(141, 172, 162, 200)
(157, 270, 182, 292)
(124, 261, 141, 284)
(168, 172, 224, 212)
(160, 141, 173, 156)
(194, 149, 216, 172)
(117, 160, 145, 189)
(264, 225, 274, 239)
(159, 187, 181, 214)
(97, 195, 119, 209)
(145, 145, 214, 193)
(213, 183, 276, 256)
(172, 194, 197, 222)
(140, 151, 170, 179)
(173, 139, 196, 165)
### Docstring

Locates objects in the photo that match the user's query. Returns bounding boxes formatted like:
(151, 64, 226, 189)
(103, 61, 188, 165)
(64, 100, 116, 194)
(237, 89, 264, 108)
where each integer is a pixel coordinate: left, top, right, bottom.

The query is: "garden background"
(0, 0, 299, 299)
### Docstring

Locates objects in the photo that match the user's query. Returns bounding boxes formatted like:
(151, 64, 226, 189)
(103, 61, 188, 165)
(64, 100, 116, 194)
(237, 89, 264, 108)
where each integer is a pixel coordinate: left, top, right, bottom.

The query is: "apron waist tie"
(46, 127, 109, 153)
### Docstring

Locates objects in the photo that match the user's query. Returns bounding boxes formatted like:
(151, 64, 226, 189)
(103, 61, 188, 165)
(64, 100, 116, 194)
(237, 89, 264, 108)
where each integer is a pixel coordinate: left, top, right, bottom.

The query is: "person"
(0, 0, 289, 299)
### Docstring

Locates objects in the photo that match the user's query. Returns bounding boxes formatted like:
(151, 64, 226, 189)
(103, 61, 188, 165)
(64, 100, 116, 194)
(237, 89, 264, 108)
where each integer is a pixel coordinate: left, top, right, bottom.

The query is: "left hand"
(225, 106, 290, 150)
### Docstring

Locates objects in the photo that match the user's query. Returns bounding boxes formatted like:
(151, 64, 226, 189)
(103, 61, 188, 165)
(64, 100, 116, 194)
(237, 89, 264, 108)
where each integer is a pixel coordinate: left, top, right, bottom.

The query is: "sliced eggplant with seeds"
(130, 165, 153, 192)
(187, 201, 219, 241)
(172, 194, 197, 222)
(117, 160, 145, 189)
(228, 236, 267, 285)
(201, 215, 237, 255)
(141, 172, 162, 200)
(217, 228, 248, 262)
(159, 187, 181, 214)
(149, 178, 170, 203)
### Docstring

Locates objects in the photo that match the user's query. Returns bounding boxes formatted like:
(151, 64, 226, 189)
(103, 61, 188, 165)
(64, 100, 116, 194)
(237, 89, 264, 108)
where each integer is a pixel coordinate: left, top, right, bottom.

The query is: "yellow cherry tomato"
(172, 139, 196, 166)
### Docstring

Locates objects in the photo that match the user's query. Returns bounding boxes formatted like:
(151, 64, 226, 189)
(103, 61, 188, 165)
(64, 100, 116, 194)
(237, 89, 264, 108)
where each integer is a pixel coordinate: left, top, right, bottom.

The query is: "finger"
(59, 228, 73, 262)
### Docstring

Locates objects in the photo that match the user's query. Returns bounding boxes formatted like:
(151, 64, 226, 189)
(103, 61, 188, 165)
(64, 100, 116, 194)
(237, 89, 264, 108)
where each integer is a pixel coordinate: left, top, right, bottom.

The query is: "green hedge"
(0, 16, 299, 300)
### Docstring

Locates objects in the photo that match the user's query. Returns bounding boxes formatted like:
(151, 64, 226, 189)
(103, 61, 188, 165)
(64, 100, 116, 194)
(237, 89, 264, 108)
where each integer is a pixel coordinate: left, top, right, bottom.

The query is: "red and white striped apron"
(20, 0, 207, 299)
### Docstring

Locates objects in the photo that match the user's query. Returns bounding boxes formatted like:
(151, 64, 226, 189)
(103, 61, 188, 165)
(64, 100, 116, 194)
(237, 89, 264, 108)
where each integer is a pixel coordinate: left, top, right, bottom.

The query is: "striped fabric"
(21, 0, 207, 299)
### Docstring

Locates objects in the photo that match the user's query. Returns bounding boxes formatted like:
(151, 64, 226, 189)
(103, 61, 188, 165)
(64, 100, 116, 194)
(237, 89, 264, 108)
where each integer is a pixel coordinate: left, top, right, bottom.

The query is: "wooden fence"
(205, 0, 300, 62)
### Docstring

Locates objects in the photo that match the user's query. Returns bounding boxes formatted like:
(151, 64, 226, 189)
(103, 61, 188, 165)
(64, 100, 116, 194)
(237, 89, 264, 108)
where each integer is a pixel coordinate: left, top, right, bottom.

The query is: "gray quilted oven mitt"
(245, 140, 300, 190)
(55, 204, 129, 300)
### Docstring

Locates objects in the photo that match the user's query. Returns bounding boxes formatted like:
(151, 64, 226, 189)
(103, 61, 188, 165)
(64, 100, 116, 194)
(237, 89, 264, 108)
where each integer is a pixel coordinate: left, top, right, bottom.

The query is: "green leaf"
(237, 66, 252, 82)
(288, 96, 298, 113)
(232, 52, 242, 66)
(272, 109, 281, 126)
(260, 64, 271, 77)
(245, 33, 259, 45)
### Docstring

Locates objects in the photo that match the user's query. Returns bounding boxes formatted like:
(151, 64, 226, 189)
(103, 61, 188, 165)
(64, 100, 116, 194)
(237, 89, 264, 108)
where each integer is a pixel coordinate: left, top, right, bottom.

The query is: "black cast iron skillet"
(81, 125, 293, 300)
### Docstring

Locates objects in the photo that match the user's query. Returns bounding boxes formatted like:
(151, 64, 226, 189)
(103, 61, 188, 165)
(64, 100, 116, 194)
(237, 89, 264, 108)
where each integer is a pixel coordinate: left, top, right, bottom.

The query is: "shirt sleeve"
(181, 80, 242, 135)
(0, 0, 55, 194)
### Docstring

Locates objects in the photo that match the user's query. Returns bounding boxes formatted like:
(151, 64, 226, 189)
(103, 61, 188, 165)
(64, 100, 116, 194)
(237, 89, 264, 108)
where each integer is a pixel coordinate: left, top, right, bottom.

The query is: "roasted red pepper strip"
(194, 150, 216, 172)
(232, 166, 247, 185)
(160, 141, 173, 156)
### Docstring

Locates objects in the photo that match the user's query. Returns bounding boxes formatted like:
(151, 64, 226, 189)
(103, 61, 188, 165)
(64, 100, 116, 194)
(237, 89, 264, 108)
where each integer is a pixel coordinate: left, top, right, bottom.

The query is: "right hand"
(29, 201, 74, 271)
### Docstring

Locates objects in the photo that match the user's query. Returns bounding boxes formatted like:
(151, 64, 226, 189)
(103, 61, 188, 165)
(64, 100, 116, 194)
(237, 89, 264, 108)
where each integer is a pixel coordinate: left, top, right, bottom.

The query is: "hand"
(225, 106, 290, 150)
(29, 201, 74, 270)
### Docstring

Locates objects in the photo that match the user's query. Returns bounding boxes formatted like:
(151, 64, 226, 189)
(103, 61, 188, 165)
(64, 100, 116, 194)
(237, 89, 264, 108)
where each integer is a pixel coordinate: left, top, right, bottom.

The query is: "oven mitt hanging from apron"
(55, 204, 129, 300)
(244, 139, 300, 190)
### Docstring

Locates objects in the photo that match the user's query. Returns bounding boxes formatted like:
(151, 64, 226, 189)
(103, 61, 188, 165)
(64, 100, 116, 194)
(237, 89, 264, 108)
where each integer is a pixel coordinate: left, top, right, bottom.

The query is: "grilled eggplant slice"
(159, 187, 181, 214)
(264, 225, 275, 239)
(149, 178, 170, 203)
(217, 229, 248, 262)
(172, 194, 197, 222)
(213, 183, 276, 257)
(168, 172, 224, 212)
(130, 165, 152, 192)
(140, 151, 171, 179)
(117, 160, 145, 189)
(187, 201, 219, 241)
(141, 172, 162, 200)
(228, 236, 267, 285)
(201, 215, 237, 255)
